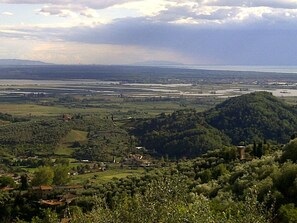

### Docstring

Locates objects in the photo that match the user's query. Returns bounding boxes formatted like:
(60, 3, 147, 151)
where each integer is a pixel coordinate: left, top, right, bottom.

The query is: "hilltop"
(205, 91, 297, 144)
(0, 59, 52, 66)
(132, 109, 230, 158)
(132, 92, 297, 158)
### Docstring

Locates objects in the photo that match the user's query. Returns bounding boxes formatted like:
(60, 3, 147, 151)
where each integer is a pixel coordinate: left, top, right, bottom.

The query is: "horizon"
(1, 0, 297, 66)
(3, 59, 297, 74)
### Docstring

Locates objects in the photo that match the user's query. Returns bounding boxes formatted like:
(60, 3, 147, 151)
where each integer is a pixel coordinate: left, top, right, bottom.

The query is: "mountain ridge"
(0, 59, 52, 66)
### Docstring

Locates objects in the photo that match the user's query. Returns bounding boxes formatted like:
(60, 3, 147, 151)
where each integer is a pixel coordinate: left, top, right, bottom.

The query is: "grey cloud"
(3, 16, 297, 65)
(58, 17, 297, 65)
(1, 0, 140, 9)
(39, 6, 66, 16)
(38, 5, 97, 17)
(203, 0, 297, 9)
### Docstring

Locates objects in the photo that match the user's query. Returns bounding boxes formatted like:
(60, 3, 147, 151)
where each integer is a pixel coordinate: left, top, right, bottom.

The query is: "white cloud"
(116, 0, 171, 16)
(1, 11, 14, 16)
(151, 1, 297, 26)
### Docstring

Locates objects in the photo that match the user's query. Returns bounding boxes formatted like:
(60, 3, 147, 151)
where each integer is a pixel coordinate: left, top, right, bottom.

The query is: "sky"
(1, 0, 297, 65)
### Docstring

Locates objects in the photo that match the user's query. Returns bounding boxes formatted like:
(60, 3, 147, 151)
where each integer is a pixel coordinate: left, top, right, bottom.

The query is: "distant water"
(164, 65, 297, 74)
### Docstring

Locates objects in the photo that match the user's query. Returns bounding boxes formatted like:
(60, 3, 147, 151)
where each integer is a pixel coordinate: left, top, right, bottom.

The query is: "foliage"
(278, 203, 297, 223)
(0, 176, 16, 188)
(205, 92, 297, 144)
(0, 119, 71, 153)
(132, 109, 230, 158)
(281, 139, 297, 162)
(31, 166, 54, 186)
(69, 177, 273, 223)
(53, 164, 70, 185)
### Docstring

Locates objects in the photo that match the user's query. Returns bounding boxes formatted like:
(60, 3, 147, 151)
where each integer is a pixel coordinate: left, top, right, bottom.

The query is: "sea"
(162, 65, 297, 74)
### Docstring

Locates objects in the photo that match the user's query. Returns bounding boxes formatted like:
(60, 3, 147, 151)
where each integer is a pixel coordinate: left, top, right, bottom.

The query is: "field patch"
(71, 168, 144, 185)
(55, 130, 88, 156)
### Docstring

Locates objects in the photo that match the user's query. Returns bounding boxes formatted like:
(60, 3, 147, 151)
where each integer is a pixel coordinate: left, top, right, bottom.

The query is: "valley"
(0, 66, 297, 222)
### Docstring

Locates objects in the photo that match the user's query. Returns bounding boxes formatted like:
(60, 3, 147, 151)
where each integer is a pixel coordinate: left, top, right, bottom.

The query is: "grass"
(54, 147, 75, 156)
(55, 130, 88, 156)
(71, 168, 145, 185)
(0, 97, 205, 118)
(0, 103, 109, 116)
(61, 130, 88, 144)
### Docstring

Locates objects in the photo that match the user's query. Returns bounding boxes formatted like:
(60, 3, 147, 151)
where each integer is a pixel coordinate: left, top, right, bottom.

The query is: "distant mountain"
(205, 91, 297, 144)
(0, 59, 52, 66)
(132, 60, 184, 66)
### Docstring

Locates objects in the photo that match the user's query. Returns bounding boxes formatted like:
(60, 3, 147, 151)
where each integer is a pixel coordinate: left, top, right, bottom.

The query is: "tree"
(281, 139, 297, 162)
(31, 166, 54, 186)
(278, 203, 297, 223)
(20, 175, 28, 190)
(53, 165, 70, 185)
(0, 176, 15, 188)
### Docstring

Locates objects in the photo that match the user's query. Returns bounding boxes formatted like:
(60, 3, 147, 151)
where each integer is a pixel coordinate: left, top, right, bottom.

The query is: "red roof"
(40, 199, 64, 206)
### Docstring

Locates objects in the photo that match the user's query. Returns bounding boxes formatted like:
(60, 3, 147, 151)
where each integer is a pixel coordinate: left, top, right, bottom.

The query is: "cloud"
(1, 0, 141, 9)
(2, 0, 297, 65)
(38, 5, 98, 18)
(155, 5, 241, 23)
(203, 0, 297, 9)
(1, 11, 14, 16)
(57, 17, 297, 65)
(38, 5, 76, 17)
(0, 37, 190, 64)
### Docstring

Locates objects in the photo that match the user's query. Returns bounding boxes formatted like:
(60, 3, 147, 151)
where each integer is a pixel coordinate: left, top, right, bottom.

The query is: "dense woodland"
(1, 92, 297, 222)
(133, 92, 297, 158)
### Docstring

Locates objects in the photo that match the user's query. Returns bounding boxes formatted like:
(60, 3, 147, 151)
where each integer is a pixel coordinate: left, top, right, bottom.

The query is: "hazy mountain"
(132, 60, 184, 66)
(0, 59, 52, 66)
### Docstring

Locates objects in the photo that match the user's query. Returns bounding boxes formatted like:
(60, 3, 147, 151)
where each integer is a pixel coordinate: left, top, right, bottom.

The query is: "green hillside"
(133, 92, 297, 158)
(0, 119, 71, 154)
(132, 109, 230, 158)
(205, 91, 297, 144)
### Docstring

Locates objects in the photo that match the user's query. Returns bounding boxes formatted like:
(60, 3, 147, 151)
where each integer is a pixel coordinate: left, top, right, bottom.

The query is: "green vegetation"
(31, 166, 54, 186)
(2, 88, 297, 222)
(71, 168, 144, 185)
(133, 109, 230, 158)
(206, 91, 297, 144)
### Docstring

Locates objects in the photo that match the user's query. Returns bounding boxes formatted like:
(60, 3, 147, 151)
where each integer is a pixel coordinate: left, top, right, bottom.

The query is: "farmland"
(1, 66, 297, 222)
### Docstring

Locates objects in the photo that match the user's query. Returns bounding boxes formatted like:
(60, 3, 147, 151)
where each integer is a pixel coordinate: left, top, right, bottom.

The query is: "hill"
(205, 91, 297, 144)
(132, 92, 297, 158)
(132, 60, 184, 66)
(132, 109, 230, 158)
(0, 59, 51, 66)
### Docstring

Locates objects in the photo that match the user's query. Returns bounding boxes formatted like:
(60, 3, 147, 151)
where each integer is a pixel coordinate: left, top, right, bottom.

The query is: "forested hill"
(205, 91, 297, 144)
(132, 110, 231, 158)
(132, 92, 297, 158)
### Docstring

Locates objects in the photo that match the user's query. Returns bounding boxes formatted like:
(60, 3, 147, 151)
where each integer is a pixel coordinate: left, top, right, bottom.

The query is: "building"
(237, 146, 246, 160)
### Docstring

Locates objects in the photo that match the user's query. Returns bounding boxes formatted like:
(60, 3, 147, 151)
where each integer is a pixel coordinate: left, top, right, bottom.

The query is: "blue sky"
(1, 0, 297, 65)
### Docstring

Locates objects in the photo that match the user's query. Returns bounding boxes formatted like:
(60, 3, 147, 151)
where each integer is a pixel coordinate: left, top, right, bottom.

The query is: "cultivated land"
(1, 66, 297, 222)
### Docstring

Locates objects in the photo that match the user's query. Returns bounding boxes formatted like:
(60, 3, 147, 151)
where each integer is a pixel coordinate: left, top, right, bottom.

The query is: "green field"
(71, 168, 145, 185)
(55, 130, 88, 156)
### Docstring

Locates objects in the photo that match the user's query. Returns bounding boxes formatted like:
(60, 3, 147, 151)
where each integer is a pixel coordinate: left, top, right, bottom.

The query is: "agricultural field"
(1, 66, 297, 222)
